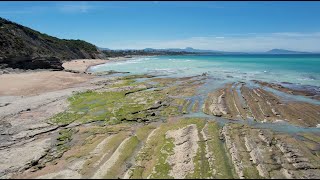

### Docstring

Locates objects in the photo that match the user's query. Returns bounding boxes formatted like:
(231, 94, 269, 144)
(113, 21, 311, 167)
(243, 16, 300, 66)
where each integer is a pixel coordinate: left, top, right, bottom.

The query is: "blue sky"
(1, 1, 320, 52)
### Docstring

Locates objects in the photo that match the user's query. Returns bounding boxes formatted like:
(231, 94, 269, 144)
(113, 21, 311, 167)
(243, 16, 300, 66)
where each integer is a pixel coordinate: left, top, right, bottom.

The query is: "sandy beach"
(0, 71, 96, 96)
(0, 58, 132, 96)
(62, 59, 108, 73)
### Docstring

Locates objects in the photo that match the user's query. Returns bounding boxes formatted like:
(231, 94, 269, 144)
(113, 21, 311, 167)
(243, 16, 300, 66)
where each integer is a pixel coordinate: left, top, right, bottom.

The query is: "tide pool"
(89, 54, 320, 132)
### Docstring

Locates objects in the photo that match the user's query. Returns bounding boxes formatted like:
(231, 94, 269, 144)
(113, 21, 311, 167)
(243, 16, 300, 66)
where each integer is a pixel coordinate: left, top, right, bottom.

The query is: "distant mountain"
(265, 49, 311, 54)
(101, 47, 320, 55)
(0, 17, 106, 70)
(143, 47, 217, 53)
(143, 47, 247, 54)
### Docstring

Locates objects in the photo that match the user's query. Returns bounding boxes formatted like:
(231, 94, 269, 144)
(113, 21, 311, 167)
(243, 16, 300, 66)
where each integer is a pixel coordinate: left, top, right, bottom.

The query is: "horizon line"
(98, 47, 320, 53)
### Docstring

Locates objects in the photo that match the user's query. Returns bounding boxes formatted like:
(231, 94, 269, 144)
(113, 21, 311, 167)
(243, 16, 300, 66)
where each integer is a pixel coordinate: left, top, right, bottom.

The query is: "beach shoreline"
(0, 59, 111, 96)
(86, 55, 157, 71)
(0, 55, 152, 97)
(63, 55, 153, 73)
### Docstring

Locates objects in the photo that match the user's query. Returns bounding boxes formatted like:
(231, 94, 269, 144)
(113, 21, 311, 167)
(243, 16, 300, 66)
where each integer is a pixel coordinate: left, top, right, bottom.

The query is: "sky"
(1, 1, 320, 52)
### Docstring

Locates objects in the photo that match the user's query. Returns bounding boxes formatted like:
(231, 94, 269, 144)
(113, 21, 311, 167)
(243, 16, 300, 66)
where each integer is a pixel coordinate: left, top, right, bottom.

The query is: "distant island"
(265, 49, 311, 54)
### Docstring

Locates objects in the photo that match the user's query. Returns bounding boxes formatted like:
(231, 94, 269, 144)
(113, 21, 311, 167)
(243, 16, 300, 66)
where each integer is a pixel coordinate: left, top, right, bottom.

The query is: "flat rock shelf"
(0, 67, 319, 179)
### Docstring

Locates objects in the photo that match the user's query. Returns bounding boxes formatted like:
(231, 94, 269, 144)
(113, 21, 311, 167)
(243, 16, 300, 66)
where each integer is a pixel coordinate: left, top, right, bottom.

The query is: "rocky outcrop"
(222, 123, 320, 179)
(257, 130, 272, 146)
(203, 89, 227, 117)
(0, 138, 52, 178)
(200, 123, 215, 177)
(253, 80, 320, 100)
(204, 82, 320, 127)
(165, 124, 200, 179)
(92, 137, 131, 179)
(276, 140, 314, 170)
(221, 126, 244, 179)
(1, 56, 64, 70)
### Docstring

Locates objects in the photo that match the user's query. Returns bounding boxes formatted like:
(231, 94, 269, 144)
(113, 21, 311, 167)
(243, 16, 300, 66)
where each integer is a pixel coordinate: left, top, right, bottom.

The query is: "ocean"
(89, 54, 320, 87)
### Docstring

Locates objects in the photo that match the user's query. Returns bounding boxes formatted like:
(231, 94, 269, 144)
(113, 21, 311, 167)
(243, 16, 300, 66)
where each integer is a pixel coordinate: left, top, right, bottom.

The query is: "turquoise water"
(89, 54, 320, 132)
(184, 113, 320, 134)
(89, 54, 320, 87)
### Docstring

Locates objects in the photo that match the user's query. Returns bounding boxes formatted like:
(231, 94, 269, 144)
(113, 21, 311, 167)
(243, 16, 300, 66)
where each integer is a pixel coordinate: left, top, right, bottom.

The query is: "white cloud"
(101, 32, 320, 52)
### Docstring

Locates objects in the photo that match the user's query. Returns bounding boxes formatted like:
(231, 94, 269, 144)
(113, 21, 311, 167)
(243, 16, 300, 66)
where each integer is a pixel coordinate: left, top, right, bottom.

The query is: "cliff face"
(0, 17, 106, 70)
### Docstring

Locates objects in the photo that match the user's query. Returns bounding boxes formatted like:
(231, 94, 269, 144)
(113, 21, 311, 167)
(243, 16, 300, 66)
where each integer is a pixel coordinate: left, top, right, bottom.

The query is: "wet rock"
(202, 72, 208, 76)
(222, 126, 245, 179)
(204, 90, 227, 117)
(258, 130, 272, 146)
